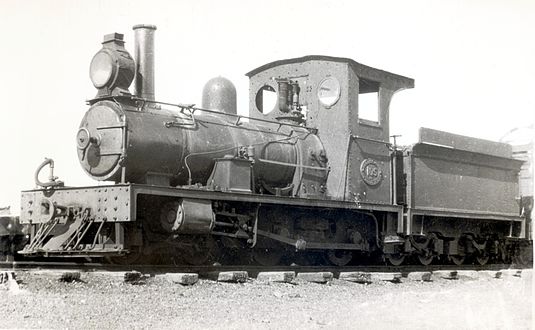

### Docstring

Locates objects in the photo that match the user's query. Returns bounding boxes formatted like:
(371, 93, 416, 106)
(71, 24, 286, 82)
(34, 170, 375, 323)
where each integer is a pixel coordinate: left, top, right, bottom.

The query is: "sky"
(0, 0, 534, 213)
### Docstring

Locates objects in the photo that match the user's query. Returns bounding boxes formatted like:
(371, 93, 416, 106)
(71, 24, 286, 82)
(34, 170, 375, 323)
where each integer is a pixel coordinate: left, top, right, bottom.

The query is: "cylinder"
(133, 24, 157, 100)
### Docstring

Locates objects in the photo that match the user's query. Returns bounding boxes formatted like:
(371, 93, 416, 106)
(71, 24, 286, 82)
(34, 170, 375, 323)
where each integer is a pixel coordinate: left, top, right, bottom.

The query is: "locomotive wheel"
(105, 252, 143, 265)
(252, 247, 284, 266)
(291, 251, 324, 266)
(182, 249, 211, 265)
(512, 241, 533, 266)
(475, 254, 490, 266)
(179, 236, 215, 265)
(417, 254, 434, 266)
(450, 255, 465, 265)
(386, 254, 405, 266)
(325, 250, 353, 266)
(513, 254, 528, 266)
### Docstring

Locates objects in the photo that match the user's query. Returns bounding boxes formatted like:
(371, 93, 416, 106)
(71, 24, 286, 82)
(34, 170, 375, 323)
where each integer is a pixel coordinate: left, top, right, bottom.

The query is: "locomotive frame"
(18, 25, 531, 266)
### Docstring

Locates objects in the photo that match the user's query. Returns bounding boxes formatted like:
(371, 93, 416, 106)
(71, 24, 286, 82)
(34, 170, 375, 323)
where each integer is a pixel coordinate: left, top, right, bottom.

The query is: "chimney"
(133, 24, 157, 100)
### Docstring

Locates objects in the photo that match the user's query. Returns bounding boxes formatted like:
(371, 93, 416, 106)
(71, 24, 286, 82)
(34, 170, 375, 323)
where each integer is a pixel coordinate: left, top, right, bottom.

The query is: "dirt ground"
(0, 270, 532, 329)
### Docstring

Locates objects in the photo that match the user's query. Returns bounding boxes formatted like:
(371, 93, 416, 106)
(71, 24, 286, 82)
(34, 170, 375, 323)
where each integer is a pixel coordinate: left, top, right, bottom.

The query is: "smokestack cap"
(102, 33, 124, 45)
(133, 24, 157, 30)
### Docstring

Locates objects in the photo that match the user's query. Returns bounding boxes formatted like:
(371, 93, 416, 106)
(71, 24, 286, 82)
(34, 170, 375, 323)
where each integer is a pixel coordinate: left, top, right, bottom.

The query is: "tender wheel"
(386, 254, 405, 266)
(512, 242, 533, 266)
(252, 247, 284, 266)
(417, 254, 434, 266)
(450, 255, 465, 265)
(325, 250, 353, 266)
(410, 234, 437, 266)
(475, 254, 490, 266)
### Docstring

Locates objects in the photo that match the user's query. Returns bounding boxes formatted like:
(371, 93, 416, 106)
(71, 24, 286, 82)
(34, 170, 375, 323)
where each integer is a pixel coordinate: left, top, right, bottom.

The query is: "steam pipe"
(133, 24, 157, 101)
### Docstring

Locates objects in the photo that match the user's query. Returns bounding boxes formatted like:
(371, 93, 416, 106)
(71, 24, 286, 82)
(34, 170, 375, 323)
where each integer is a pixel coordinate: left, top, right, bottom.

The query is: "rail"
(0, 260, 530, 277)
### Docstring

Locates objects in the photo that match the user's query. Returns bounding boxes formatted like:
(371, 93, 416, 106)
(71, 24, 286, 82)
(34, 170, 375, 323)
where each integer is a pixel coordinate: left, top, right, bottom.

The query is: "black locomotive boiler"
(19, 25, 532, 266)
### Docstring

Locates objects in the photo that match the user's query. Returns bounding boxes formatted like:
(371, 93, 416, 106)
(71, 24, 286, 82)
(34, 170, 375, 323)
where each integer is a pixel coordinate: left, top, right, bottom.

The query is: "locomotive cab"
(246, 56, 414, 203)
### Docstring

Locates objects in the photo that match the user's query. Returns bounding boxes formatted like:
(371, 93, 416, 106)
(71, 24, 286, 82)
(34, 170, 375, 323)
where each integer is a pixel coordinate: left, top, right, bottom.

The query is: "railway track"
(0, 260, 529, 278)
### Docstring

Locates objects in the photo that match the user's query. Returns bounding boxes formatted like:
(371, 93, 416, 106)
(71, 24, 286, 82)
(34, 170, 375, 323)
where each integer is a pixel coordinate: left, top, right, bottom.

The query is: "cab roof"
(246, 55, 415, 90)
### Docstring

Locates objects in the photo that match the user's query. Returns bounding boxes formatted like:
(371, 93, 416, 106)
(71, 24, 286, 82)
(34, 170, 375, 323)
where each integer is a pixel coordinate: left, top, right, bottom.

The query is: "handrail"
(129, 96, 318, 133)
(351, 134, 393, 151)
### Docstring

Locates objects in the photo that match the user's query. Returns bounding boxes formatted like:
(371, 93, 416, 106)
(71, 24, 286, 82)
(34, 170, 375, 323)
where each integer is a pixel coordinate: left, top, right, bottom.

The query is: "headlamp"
(90, 51, 114, 88)
(89, 33, 135, 99)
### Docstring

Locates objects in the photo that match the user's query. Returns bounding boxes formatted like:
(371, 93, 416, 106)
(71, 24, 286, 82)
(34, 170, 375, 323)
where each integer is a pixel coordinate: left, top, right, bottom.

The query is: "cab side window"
(359, 78, 380, 123)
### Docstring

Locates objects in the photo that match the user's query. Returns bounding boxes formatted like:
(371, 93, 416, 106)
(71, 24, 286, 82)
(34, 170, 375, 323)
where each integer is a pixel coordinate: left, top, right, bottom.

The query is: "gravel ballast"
(0, 270, 532, 329)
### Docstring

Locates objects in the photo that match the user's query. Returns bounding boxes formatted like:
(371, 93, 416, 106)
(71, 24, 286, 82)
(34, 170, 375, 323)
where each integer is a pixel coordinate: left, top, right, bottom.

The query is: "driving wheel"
(325, 250, 353, 266)
(252, 247, 284, 266)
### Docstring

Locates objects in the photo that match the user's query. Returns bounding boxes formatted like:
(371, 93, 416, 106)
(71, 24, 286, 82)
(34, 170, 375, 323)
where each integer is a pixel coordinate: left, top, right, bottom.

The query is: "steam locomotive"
(16, 25, 532, 266)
